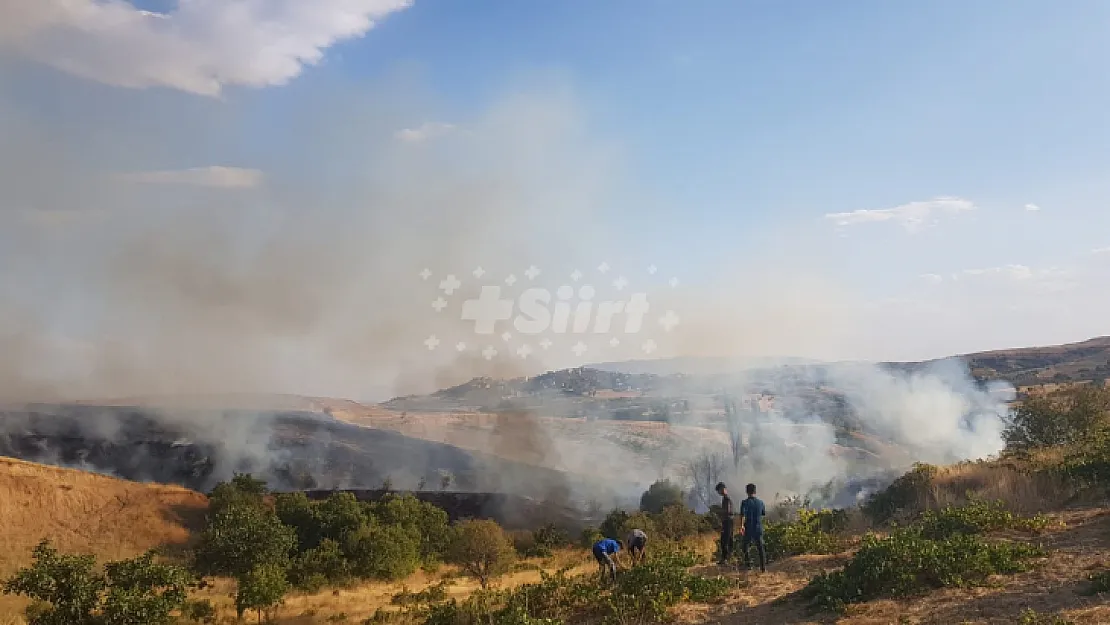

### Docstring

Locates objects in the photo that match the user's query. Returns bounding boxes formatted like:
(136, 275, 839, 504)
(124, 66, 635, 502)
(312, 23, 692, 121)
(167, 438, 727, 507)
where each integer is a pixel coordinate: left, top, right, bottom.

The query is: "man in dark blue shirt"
(592, 537, 624, 584)
(738, 483, 767, 572)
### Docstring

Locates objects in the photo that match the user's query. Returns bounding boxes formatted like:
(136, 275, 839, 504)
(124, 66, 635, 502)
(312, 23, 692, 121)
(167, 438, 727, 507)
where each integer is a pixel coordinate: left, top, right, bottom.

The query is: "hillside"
(0, 456, 207, 576)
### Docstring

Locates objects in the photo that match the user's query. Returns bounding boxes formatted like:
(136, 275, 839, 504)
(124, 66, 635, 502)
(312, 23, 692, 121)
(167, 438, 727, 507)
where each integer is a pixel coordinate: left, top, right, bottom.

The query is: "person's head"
(715, 482, 727, 496)
(745, 483, 757, 497)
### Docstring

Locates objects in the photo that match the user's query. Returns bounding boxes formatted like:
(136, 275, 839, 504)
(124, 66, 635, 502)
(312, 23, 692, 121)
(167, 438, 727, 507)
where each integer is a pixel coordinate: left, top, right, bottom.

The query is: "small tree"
(193, 501, 297, 578)
(236, 563, 289, 623)
(639, 479, 685, 514)
(2, 541, 190, 625)
(684, 452, 728, 511)
(2, 540, 104, 625)
(447, 520, 516, 589)
(100, 551, 191, 625)
(1003, 386, 1110, 450)
(344, 524, 422, 581)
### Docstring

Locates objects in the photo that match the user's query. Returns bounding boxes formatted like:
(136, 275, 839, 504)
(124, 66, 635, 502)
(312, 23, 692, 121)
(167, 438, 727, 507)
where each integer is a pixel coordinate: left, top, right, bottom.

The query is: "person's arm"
(738, 500, 747, 535)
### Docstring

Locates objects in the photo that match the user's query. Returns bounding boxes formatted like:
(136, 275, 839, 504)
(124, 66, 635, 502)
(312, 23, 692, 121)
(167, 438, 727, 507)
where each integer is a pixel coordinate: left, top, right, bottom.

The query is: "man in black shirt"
(715, 482, 734, 564)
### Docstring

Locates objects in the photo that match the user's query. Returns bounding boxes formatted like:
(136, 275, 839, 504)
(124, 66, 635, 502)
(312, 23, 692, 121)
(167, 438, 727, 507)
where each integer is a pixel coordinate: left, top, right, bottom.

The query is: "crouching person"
(592, 537, 623, 584)
(626, 529, 647, 565)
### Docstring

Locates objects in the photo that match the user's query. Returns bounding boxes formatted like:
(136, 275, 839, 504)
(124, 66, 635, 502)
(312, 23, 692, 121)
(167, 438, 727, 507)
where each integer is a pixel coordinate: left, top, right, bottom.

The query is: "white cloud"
(953, 264, 1076, 291)
(824, 196, 976, 233)
(919, 273, 943, 284)
(394, 122, 456, 143)
(1024, 203, 1041, 211)
(118, 166, 264, 189)
(1090, 247, 1110, 255)
(0, 0, 413, 96)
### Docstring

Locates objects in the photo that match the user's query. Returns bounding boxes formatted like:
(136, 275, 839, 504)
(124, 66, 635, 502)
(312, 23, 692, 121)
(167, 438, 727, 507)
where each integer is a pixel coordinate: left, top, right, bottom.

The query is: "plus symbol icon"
(461, 286, 514, 334)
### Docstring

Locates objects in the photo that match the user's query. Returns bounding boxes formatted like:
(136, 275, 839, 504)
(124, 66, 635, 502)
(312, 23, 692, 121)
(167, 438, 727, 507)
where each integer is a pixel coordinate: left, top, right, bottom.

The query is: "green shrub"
(193, 500, 297, 578)
(207, 473, 269, 516)
(862, 464, 938, 524)
(914, 500, 1051, 539)
(763, 508, 846, 561)
(803, 529, 1044, 611)
(371, 494, 452, 562)
(346, 523, 422, 581)
(181, 598, 217, 623)
(599, 509, 630, 540)
(1, 541, 191, 625)
(391, 581, 449, 606)
(639, 480, 685, 514)
(579, 527, 604, 549)
(447, 520, 517, 589)
(275, 492, 326, 552)
(650, 505, 703, 541)
(235, 563, 289, 621)
(1082, 569, 1110, 596)
(1018, 609, 1075, 625)
(289, 538, 352, 591)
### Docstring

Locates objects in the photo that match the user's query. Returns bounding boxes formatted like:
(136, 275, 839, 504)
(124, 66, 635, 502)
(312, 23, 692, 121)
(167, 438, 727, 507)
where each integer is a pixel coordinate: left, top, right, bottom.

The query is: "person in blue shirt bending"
(738, 483, 767, 572)
(592, 537, 624, 584)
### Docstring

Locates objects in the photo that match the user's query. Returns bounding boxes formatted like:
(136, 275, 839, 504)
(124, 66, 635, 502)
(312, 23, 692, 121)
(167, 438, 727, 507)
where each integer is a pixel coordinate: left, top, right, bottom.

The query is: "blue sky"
(1, 0, 1109, 398)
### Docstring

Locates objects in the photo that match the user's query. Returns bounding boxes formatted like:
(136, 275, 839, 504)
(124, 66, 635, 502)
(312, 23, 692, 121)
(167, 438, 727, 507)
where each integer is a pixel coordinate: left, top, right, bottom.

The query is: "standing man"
(738, 483, 767, 573)
(626, 528, 647, 565)
(592, 537, 624, 584)
(714, 482, 734, 565)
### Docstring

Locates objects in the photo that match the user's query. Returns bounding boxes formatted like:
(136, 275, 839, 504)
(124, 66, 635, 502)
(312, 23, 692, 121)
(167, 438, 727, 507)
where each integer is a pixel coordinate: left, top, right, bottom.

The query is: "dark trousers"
(741, 533, 766, 571)
(719, 519, 734, 562)
(594, 549, 616, 582)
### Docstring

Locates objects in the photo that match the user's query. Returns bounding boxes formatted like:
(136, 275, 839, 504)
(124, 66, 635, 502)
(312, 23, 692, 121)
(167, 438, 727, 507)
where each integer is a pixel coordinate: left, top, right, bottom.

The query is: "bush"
(1003, 386, 1110, 450)
(1, 541, 191, 625)
(448, 520, 517, 589)
(914, 500, 1051, 539)
(391, 581, 449, 606)
(207, 473, 269, 516)
(650, 505, 703, 541)
(193, 500, 297, 578)
(803, 529, 1044, 611)
(181, 599, 217, 623)
(639, 480, 685, 514)
(599, 509, 629, 540)
(235, 563, 289, 621)
(345, 523, 422, 581)
(289, 538, 351, 591)
(372, 494, 452, 561)
(862, 463, 938, 524)
(579, 527, 604, 549)
(763, 508, 847, 561)
(275, 492, 325, 552)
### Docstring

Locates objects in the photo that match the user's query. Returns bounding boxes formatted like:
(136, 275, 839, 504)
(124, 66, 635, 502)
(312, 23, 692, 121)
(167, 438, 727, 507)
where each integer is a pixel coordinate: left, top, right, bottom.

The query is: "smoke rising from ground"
(0, 67, 1017, 512)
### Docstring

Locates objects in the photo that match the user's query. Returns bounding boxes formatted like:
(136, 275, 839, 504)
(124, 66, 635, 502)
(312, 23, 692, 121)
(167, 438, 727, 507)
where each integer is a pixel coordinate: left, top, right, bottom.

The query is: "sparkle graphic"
(642, 339, 657, 354)
(517, 344, 533, 359)
(505, 274, 517, 286)
(612, 276, 628, 290)
(419, 268, 432, 280)
(570, 269, 582, 282)
(439, 275, 461, 295)
(473, 267, 485, 278)
(525, 265, 540, 280)
(456, 342, 467, 351)
(501, 332, 512, 342)
(539, 339, 553, 350)
(609, 337, 620, 347)
(659, 310, 680, 332)
(431, 297, 447, 312)
(669, 277, 679, 288)
(647, 265, 657, 275)
(424, 335, 440, 350)
(571, 341, 588, 356)
(482, 346, 497, 360)
(598, 262, 610, 274)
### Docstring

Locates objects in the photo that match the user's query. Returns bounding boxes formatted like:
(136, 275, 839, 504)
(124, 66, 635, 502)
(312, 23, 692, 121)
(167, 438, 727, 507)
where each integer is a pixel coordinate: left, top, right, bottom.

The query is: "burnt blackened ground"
(0, 404, 633, 508)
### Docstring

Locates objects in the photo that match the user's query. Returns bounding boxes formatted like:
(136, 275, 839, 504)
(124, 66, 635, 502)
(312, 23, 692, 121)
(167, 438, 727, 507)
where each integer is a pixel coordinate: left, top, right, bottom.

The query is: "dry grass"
(185, 549, 597, 625)
(682, 507, 1110, 625)
(0, 457, 207, 621)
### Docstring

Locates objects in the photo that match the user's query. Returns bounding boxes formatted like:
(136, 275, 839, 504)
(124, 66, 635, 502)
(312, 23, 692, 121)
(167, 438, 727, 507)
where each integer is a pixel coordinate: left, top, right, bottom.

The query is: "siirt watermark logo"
(418, 263, 681, 360)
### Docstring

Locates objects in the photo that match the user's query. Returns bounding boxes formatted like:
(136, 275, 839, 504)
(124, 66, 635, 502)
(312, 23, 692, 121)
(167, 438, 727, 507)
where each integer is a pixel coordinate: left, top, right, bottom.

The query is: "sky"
(1, 0, 1109, 401)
